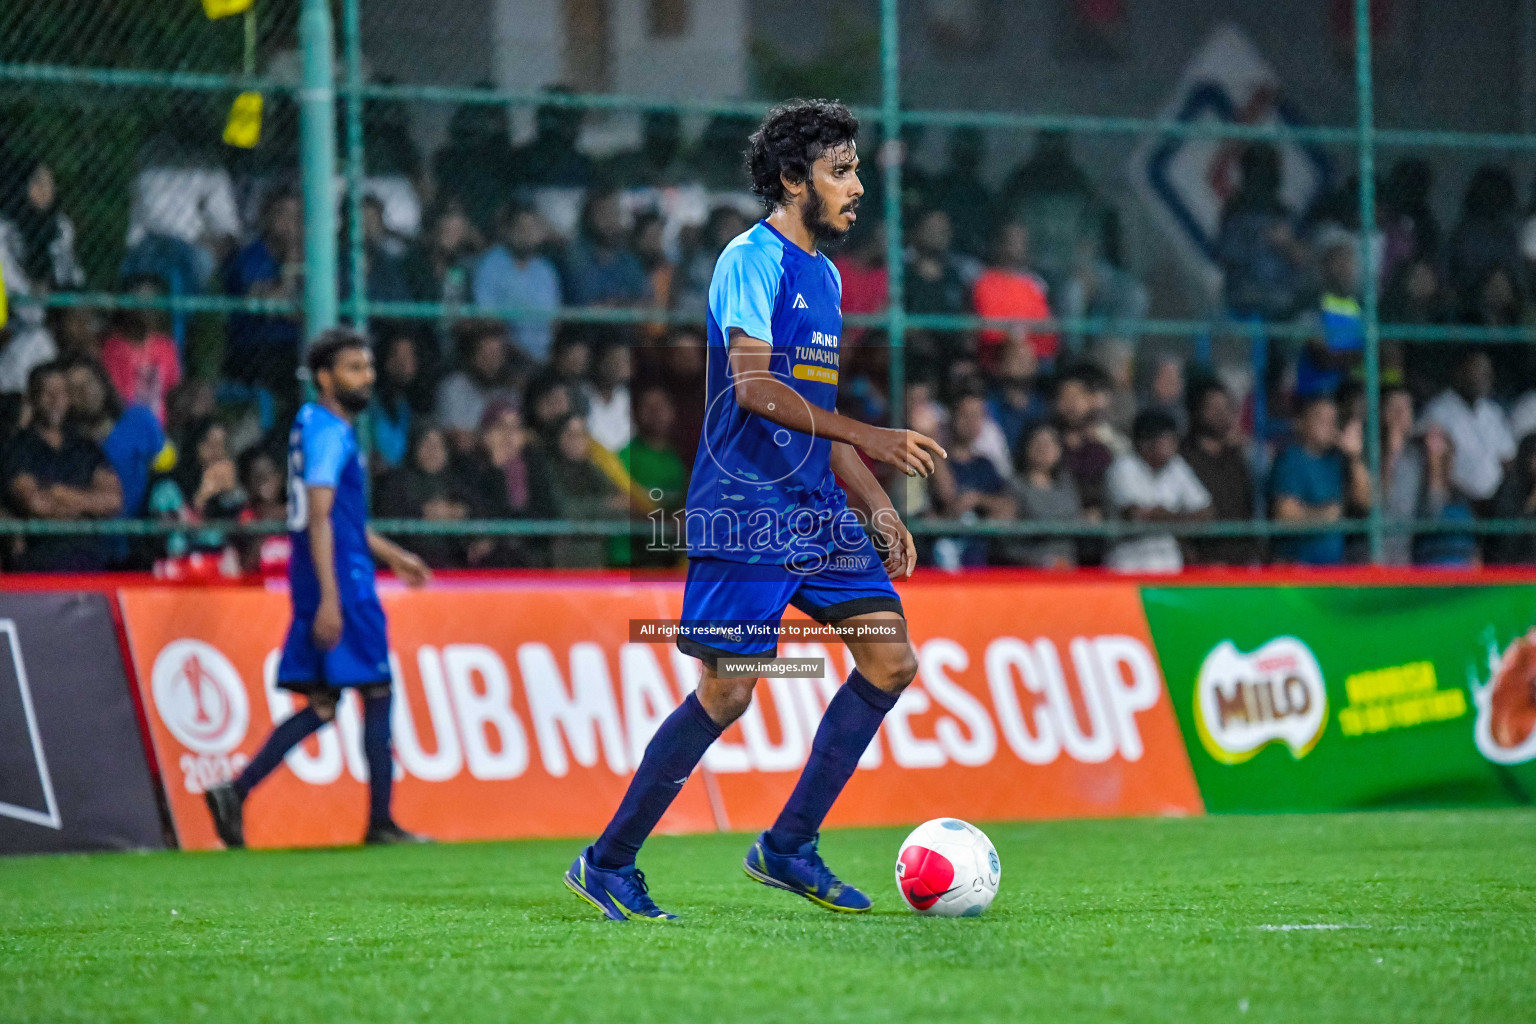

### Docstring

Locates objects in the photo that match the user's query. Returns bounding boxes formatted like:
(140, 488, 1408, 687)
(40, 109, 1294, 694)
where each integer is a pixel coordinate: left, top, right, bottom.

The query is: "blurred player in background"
(205, 329, 432, 848)
(565, 99, 947, 921)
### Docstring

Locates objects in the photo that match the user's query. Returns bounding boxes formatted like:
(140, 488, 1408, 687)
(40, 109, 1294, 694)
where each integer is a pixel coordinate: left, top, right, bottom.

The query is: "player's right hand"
(861, 427, 947, 478)
(313, 599, 344, 650)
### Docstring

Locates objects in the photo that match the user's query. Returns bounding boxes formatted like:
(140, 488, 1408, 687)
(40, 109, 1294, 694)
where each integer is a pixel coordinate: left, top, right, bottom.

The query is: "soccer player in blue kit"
(565, 100, 947, 920)
(205, 329, 433, 848)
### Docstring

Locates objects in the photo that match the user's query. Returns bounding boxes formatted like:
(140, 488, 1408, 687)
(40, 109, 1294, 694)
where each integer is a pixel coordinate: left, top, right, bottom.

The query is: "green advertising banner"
(1142, 585, 1536, 813)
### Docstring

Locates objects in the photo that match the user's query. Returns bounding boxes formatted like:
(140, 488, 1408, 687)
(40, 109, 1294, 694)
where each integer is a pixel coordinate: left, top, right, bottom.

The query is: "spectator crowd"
(3, 94, 1536, 574)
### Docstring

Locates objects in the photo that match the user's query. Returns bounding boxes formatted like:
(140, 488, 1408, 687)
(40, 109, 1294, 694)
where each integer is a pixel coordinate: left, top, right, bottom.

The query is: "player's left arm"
(366, 528, 432, 588)
(831, 441, 916, 579)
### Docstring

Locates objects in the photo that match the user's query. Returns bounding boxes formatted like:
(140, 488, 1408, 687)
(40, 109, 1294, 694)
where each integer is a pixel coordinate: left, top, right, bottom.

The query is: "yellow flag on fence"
(202, 0, 254, 19)
(223, 92, 263, 148)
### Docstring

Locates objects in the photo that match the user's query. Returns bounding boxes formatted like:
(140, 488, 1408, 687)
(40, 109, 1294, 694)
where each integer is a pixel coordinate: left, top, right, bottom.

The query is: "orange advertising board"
(120, 579, 1201, 850)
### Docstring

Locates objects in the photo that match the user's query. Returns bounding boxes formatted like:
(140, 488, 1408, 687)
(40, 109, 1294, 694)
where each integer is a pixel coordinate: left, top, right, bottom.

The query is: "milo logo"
(1194, 637, 1328, 764)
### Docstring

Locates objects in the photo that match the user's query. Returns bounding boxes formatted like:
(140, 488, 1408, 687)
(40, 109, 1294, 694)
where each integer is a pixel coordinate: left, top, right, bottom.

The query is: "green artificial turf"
(2, 810, 1535, 1023)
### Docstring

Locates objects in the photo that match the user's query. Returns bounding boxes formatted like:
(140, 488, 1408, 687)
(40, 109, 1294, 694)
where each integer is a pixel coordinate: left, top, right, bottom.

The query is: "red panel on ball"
(898, 845, 956, 910)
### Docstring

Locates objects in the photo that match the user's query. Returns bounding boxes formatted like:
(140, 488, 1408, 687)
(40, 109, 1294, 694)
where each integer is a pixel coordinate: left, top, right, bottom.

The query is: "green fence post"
(299, 0, 339, 344)
(879, 0, 906, 436)
(1355, 0, 1383, 563)
(342, 0, 367, 334)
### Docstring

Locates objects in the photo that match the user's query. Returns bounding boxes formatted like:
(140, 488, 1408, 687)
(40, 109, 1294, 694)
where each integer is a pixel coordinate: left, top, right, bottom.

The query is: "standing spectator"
(1447, 165, 1522, 308)
(986, 337, 1048, 453)
(1105, 410, 1211, 573)
(564, 191, 649, 307)
(1421, 349, 1514, 509)
(1296, 232, 1363, 399)
(672, 205, 750, 318)
(1181, 380, 1257, 566)
(511, 92, 594, 189)
(971, 221, 1057, 368)
(583, 343, 632, 453)
(904, 209, 972, 375)
(3, 362, 121, 570)
(1005, 421, 1081, 569)
(930, 127, 994, 259)
(435, 321, 520, 453)
(1215, 144, 1309, 321)
(223, 190, 303, 399)
(529, 414, 627, 568)
(929, 393, 1015, 567)
(1000, 130, 1095, 297)
(1269, 394, 1371, 565)
(432, 100, 517, 238)
(472, 203, 562, 362)
(368, 332, 420, 472)
(1052, 364, 1114, 517)
(0, 157, 85, 296)
(100, 276, 181, 425)
(1487, 435, 1536, 565)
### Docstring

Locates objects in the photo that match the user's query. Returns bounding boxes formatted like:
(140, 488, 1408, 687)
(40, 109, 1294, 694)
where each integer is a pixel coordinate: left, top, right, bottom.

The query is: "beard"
(335, 383, 372, 414)
(801, 184, 855, 247)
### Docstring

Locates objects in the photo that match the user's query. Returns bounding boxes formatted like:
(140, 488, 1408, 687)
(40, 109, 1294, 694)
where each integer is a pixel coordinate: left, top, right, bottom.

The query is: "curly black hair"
(746, 99, 860, 212)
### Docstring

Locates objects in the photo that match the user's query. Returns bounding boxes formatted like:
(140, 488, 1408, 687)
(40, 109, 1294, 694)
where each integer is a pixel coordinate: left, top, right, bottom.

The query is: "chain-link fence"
(2, 0, 1535, 574)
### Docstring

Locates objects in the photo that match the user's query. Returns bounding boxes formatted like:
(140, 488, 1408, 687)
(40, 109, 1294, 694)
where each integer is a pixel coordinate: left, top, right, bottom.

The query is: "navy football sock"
(233, 706, 325, 798)
(591, 693, 722, 871)
(362, 692, 394, 826)
(767, 670, 896, 854)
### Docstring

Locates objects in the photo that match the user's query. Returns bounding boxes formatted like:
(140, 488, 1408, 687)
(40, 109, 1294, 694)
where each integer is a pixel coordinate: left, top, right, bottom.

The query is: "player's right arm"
(306, 485, 343, 649)
(729, 334, 946, 477)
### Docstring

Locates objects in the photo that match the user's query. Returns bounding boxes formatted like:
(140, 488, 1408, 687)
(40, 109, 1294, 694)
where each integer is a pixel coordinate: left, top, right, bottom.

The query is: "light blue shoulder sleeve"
(302, 414, 351, 488)
(708, 239, 782, 344)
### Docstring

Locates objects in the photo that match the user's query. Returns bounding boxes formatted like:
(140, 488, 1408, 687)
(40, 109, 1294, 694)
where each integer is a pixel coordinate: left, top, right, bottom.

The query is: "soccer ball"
(895, 818, 1000, 917)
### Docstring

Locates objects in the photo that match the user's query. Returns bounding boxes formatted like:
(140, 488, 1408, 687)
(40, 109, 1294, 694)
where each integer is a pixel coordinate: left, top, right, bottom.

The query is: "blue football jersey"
(687, 220, 855, 564)
(286, 402, 375, 614)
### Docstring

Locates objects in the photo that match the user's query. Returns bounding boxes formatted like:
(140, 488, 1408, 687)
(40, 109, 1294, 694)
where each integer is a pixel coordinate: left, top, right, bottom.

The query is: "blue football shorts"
(276, 595, 393, 690)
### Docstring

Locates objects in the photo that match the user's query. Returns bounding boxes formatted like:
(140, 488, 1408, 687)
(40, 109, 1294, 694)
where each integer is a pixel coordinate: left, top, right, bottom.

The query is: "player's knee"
(869, 646, 919, 695)
(698, 676, 755, 725)
(307, 692, 338, 722)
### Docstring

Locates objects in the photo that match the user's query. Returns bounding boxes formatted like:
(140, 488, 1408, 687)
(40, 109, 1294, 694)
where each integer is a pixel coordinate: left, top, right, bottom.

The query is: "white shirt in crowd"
(1421, 390, 1515, 501)
(1105, 452, 1211, 573)
(584, 384, 632, 453)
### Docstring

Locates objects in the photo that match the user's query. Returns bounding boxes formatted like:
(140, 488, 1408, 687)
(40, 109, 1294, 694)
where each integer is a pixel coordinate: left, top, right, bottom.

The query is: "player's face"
(802, 142, 862, 242)
(326, 346, 376, 414)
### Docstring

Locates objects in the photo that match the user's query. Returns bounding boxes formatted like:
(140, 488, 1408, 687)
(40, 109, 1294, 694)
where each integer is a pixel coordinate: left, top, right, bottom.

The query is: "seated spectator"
(603, 110, 688, 187)
(3, 362, 121, 570)
(435, 321, 520, 452)
(223, 189, 304, 398)
(100, 276, 181, 425)
(0, 317, 57, 401)
(833, 221, 889, 347)
(584, 343, 632, 453)
(1215, 144, 1309, 321)
(985, 337, 1047, 451)
(1421, 349, 1514, 509)
(1296, 231, 1364, 400)
(0, 157, 85, 296)
(1269, 394, 1371, 565)
(1458, 265, 1523, 328)
(1381, 386, 1475, 566)
(1447, 165, 1522, 308)
(1181, 380, 1257, 566)
(47, 304, 103, 362)
(1005, 421, 1081, 569)
(375, 423, 479, 568)
(125, 126, 243, 291)
(469, 402, 532, 519)
(511, 92, 595, 189)
(432, 100, 517, 238)
(170, 418, 244, 522)
(672, 205, 750, 318)
(236, 446, 291, 576)
(368, 332, 420, 472)
(1379, 157, 1440, 286)
(63, 358, 166, 521)
(929, 392, 1015, 568)
(1105, 410, 1211, 573)
(564, 190, 649, 307)
(525, 375, 575, 437)
(1487, 434, 1536, 564)
(623, 386, 688, 513)
(1381, 256, 1450, 328)
(529, 414, 627, 568)
(473, 203, 562, 362)
(1059, 209, 1149, 352)
(338, 194, 411, 306)
(404, 197, 479, 372)
(972, 221, 1057, 368)
(1000, 130, 1095, 297)
(931, 127, 995, 259)
(904, 209, 972, 375)
(632, 211, 674, 317)
(1137, 353, 1188, 436)
(1052, 364, 1115, 517)
(1510, 384, 1536, 445)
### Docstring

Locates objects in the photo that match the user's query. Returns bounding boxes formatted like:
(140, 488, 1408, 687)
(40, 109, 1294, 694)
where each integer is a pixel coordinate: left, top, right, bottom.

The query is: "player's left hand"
(880, 521, 918, 580)
(390, 550, 432, 588)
